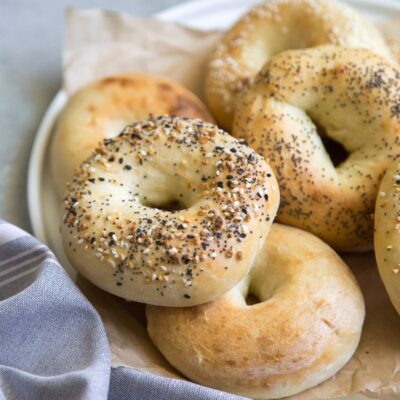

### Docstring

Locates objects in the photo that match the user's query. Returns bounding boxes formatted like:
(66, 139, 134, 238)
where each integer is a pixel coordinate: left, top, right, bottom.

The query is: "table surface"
(0, 0, 187, 233)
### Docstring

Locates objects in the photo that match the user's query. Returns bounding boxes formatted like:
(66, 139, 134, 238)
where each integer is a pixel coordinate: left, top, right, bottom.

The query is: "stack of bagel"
(51, 0, 400, 398)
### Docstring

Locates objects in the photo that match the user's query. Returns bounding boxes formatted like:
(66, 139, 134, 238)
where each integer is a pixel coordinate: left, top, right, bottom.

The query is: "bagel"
(61, 116, 279, 306)
(233, 45, 400, 252)
(388, 41, 400, 66)
(51, 73, 213, 197)
(375, 161, 400, 315)
(147, 223, 365, 399)
(205, 0, 392, 131)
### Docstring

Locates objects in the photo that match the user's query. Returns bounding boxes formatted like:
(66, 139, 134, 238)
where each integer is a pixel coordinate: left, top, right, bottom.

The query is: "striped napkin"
(0, 221, 244, 400)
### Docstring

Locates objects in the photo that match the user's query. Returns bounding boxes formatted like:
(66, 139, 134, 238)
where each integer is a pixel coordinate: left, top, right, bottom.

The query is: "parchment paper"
(64, 8, 400, 400)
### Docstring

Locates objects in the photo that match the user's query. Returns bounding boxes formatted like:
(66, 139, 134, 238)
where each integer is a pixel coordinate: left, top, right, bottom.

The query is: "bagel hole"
(142, 199, 186, 212)
(314, 121, 349, 167)
(245, 293, 261, 306)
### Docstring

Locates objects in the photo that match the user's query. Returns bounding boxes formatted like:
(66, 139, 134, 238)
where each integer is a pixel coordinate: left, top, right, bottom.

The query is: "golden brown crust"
(51, 73, 214, 197)
(147, 224, 365, 399)
(61, 116, 279, 306)
(374, 161, 400, 315)
(233, 45, 400, 251)
(205, 0, 392, 131)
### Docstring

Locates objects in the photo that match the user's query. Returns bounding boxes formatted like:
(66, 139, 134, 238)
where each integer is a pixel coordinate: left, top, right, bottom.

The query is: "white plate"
(26, 1, 400, 398)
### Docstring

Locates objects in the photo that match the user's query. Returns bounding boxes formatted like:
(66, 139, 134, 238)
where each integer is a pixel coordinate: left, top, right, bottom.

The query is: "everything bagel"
(205, 0, 392, 130)
(233, 46, 400, 251)
(51, 73, 213, 197)
(147, 224, 365, 399)
(375, 161, 400, 315)
(61, 116, 279, 306)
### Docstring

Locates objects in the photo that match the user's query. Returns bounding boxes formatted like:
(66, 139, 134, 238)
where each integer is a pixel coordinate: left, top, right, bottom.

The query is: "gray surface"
(0, 0, 187, 233)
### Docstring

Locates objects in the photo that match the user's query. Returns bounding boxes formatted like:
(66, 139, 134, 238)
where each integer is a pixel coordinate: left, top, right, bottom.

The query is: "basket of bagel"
(48, 1, 400, 398)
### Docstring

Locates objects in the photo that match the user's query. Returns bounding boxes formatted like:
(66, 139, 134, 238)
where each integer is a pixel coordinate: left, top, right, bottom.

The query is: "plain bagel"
(51, 73, 213, 197)
(205, 0, 392, 131)
(61, 116, 279, 306)
(233, 45, 400, 252)
(147, 223, 365, 399)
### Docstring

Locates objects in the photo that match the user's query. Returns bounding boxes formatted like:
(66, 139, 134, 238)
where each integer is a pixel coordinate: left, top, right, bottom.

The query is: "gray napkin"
(0, 220, 245, 400)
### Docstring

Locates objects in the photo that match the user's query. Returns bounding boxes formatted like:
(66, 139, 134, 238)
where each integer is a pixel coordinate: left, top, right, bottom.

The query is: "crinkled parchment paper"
(65, 8, 400, 400)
